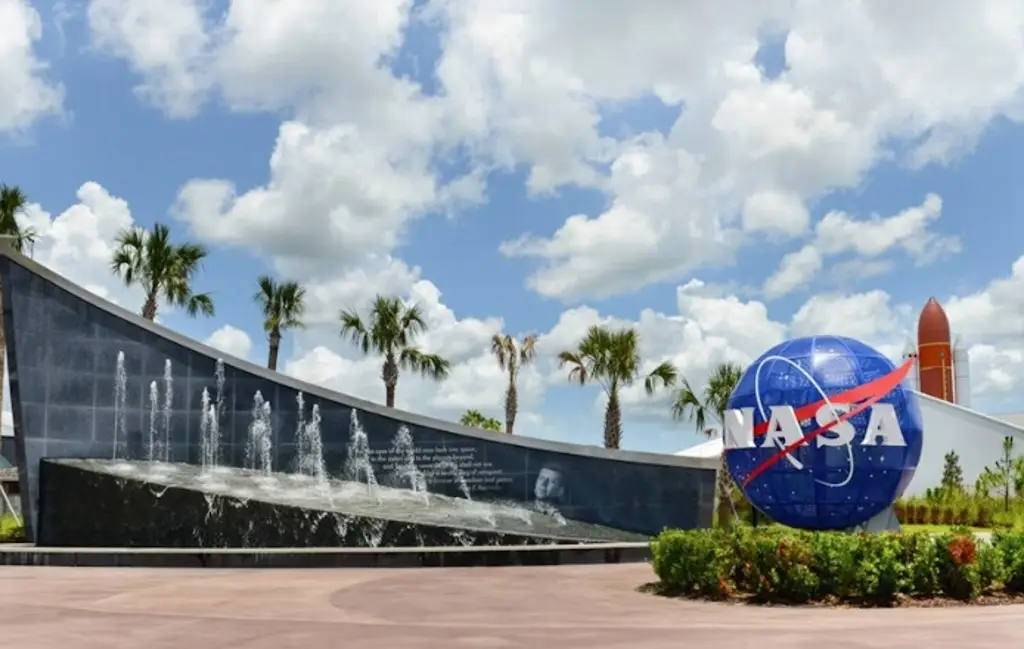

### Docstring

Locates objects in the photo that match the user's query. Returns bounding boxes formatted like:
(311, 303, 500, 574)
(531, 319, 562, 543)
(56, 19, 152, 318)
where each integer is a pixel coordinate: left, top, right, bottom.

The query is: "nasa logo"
(724, 335, 923, 531)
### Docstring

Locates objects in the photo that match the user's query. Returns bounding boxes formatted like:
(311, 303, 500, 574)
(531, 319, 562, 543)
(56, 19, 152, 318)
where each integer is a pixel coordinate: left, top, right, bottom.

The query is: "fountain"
(161, 359, 173, 462)
(147, 381, 158, 462)
(296, 403, 327, 485)
(390, 425, 427, 497)
(112, 351, 127, 462)
(199, 388, 219, 472)
(79, 351, 644, 549)
(343, 409, 377, 489)
(245, 391, 273, 475)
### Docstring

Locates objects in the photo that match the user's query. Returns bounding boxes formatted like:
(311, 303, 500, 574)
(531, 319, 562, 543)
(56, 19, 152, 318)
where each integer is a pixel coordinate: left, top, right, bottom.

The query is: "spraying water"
(161, 359, 173, 462)
(199, 388, 219, 471)
(147, 380, 158, 462)
(214, 358, 225, 419)
(344, 410, 377, 489)
(390, 425, 426, 495)
(297, 404, 327, 485)
(432, 458, 473, 500)
(113, 351, 127, 460)
(245, 391, 273, 475)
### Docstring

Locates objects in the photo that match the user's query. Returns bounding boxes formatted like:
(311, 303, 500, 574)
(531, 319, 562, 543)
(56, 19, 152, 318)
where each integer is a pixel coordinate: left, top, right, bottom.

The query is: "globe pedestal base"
(845, 506, 901, 534)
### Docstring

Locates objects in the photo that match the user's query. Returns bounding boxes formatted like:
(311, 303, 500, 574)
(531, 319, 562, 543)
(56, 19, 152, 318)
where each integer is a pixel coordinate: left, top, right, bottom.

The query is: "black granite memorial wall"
(0, 249, 716, 544)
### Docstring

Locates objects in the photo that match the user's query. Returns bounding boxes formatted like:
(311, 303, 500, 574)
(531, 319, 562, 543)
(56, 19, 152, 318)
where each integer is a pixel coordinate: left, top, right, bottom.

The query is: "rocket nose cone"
(918, 297, 951, 343)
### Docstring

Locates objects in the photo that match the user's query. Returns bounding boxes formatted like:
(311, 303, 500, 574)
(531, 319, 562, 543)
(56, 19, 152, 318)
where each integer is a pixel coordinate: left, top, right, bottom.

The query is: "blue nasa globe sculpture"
(725, 336, 923, 530)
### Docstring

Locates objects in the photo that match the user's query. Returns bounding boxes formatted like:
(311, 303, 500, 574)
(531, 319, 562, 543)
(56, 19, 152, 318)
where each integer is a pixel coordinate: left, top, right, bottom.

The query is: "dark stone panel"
(37, 460, 645, 548)
(0, 256, 716, 544)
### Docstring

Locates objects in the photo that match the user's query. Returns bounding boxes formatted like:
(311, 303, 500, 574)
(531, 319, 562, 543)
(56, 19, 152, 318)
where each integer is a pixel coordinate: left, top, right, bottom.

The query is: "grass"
(0, 513, 24, 542)
(903, 523, 993, 534)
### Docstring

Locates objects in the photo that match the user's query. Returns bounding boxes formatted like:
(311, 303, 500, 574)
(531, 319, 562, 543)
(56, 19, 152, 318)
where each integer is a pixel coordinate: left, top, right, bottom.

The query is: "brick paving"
(0, 563, 1021, 648)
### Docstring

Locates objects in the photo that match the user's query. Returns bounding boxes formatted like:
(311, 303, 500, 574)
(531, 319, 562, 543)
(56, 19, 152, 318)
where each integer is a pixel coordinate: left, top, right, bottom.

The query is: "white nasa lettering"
(722, 403, 906, 451)
(722, 407, 756, 449)
(815, 404, 854, 448)
(764, 406, 806, 470)
(861, 403, 906, 447)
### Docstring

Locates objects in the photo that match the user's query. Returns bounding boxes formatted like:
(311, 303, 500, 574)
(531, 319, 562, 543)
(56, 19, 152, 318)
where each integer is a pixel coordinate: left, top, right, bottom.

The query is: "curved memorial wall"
(0, 248, 716, 543)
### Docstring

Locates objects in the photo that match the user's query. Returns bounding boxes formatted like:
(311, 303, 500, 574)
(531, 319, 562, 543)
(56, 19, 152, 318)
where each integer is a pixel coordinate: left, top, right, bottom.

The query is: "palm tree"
(110, 222, 214, 321)
(491, 333, 536, 434)
(671, 361, 744, 528)
(460, 409, 503, 432)
(254, 275, 306, 371)
(0, 185, 37, 444)
(339, 295, 451, 408)
(558, 325, 677, 449)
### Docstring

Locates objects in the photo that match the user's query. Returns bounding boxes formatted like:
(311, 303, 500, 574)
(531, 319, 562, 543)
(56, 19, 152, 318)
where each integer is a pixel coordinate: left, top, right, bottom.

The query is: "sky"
(2, 0, 1024, 455)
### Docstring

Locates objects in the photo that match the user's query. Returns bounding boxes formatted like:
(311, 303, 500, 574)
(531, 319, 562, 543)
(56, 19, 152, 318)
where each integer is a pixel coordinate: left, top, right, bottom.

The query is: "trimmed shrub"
(897, 532, 939, 597)
(994, 532, 1024, 592)
(856, 533, 910, 604)
(650, 526, 1021, 606)
(650, 529, 731, 598)
(935, 533, 980, 600)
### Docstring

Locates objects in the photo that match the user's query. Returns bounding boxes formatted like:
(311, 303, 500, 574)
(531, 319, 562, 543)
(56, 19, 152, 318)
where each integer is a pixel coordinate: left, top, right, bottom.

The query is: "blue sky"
(4, 0, 1024, 453)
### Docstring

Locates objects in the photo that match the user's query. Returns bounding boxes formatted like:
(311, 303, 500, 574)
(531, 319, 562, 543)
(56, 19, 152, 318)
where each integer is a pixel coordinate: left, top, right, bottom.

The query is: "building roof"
(674, 437, 723, 458)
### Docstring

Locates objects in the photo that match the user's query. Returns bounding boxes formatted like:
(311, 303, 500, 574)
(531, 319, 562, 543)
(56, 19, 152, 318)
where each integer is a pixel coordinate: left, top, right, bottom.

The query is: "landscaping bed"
(649, 526, 1024, 607)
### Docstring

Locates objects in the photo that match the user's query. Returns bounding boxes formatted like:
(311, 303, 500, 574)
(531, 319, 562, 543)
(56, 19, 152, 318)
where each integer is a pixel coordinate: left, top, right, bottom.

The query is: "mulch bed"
(638, 582, 1024, 608)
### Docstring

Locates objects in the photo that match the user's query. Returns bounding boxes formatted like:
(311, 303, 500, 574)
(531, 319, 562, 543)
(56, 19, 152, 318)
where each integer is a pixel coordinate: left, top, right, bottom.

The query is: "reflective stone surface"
(0, 256, 715, 543)
(39, 459, 648, 547)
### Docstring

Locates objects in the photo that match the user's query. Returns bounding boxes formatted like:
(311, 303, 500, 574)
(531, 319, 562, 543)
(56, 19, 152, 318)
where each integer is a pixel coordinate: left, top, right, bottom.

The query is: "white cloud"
(763, 194, 958, 299)
(86, 0, 1024, 307)
(0, 0, 64, 132)
(281, 260, 544, 429)
(946, 256, 1024, 341)
(67, 0, 1024, 436)
(86, 0, 211, 117)
(204, 325, 253, 362)
(18, 182, 143, 308)
(741, 190, 810, 238)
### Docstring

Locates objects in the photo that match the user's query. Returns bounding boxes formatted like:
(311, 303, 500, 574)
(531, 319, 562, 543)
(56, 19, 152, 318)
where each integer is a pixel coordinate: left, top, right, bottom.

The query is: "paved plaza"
(0, 563, 1021, 648)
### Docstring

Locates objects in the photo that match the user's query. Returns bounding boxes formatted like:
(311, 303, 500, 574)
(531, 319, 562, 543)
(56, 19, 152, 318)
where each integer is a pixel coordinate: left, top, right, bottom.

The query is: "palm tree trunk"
(505, 375, 517, 434)
(141, 292, 158, 321)
(716, 450, 735, 527)
(267, 330, 281, 371)
(604, 385, 623, 449)
(382, 355, 398, 408)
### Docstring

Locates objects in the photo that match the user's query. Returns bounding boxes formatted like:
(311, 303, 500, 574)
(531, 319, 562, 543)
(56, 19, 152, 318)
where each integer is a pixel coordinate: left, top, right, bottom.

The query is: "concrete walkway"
(0, 564, 1022, 648)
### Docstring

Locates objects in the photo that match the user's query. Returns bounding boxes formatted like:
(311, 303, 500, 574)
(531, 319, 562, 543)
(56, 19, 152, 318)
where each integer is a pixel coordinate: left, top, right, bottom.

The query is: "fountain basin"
(36, 459, 650, 548)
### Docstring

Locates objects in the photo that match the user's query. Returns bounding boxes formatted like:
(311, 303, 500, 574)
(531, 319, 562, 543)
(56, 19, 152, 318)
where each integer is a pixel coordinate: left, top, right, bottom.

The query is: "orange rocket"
(916, 297, 955, 403)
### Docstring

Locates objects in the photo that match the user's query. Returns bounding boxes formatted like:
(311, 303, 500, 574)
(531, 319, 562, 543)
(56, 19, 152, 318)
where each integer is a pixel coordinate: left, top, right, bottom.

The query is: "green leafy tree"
(254, 276, 306, 371)
(110, 222, 214, 321)
(460, 409, 503, 432)
(980, 436, 1023, 512)
(339, 295, 451, 408)
(671, 361, 745, 528)
(557, 325, 677, 449)
(491, 333, 536, 434)
(0, 185, 36, 443)
(940, 449, 965, 499)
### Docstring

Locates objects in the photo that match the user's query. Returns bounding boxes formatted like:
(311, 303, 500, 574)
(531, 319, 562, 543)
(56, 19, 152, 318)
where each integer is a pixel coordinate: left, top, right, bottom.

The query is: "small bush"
(899, 532, 940, 597)
(650, 526, 1024, 606)
(935, 533, 980, 600)
(994, 532, 1024, 592)
(0, 514, 24, 542)
(650, 529, 731, 598)
(810, 532, 860, 599)
(857, 533, 910, 604)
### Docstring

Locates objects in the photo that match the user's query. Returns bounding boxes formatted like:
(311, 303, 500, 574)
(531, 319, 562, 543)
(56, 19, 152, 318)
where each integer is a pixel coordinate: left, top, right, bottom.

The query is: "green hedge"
(651, 527, 1024, 605)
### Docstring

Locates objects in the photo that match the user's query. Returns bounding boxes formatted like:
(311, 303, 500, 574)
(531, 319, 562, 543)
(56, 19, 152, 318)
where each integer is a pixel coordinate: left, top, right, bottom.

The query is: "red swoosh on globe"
(739, 359, 913, 488)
